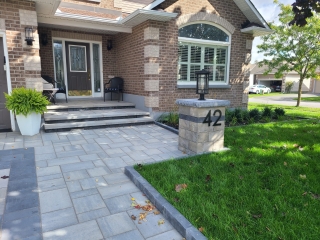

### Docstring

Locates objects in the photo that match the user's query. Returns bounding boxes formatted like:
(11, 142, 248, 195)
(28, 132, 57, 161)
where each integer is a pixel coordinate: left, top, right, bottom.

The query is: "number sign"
(203, 110, 222, 127)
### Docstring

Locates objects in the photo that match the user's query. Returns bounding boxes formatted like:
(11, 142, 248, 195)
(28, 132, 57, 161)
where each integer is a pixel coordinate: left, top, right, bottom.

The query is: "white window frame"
(177, 22, 232, 86)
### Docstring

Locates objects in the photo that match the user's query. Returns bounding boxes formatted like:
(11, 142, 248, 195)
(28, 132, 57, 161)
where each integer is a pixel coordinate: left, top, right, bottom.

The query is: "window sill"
(177, 84, 231, 89)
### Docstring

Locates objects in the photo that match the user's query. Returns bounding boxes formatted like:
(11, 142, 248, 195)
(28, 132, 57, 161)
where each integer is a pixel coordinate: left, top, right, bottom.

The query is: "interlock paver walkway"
(0, 125, 186, 240)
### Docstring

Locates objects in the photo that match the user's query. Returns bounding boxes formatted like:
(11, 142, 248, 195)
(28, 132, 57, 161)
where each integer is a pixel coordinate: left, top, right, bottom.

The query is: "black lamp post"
(25, 27, 34, 46)
(195, 69, 210, 100)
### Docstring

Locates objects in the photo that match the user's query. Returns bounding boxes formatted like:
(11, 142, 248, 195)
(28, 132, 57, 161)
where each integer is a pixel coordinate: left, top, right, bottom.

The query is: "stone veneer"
(176, 99, 230, 154)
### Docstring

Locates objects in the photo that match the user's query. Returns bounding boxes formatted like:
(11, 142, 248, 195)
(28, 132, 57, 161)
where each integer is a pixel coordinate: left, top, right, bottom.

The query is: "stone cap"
(176, 99, 230, 108)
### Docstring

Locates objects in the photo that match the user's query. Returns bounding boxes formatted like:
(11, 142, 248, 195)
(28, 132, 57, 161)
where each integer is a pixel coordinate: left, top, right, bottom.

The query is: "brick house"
(0, 0, 271, 131)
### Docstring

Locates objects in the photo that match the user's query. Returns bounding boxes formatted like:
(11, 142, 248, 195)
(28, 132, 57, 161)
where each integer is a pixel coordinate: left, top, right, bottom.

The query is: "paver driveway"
(0, 125, 186, 240)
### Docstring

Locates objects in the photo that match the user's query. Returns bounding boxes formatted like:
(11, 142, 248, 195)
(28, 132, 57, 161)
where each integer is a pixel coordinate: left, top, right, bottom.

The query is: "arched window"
(178, 23, 231, 85)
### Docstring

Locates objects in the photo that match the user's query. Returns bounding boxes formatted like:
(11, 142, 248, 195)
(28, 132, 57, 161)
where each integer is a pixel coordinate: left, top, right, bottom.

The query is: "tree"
(258, 2, 320, 107)
(290, 0, 320, 26)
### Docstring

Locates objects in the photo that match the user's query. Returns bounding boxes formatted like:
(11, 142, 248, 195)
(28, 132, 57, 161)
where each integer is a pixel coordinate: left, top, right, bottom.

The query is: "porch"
(43, 98, 153, 132)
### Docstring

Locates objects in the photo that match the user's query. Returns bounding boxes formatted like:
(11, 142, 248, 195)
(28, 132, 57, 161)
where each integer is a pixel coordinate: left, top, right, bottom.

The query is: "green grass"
(248, 92, 282, 98)
(293, 97, 320, 102)
(249, 103, 320, 119)
(136, 119, 320, 240)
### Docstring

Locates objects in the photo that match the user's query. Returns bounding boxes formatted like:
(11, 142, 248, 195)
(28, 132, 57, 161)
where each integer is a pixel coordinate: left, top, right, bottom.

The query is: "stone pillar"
(176, 99, 230, 154)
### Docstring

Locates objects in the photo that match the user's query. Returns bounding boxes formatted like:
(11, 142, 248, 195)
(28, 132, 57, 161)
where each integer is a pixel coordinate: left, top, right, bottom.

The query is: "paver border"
(154, 121, 179, 135)
(0, 147, 42, 239)
(125, 166, 207, 240)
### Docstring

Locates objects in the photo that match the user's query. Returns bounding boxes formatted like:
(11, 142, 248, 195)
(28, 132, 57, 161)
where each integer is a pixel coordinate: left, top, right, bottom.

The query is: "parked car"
(249, 85, 271, 94)
(274, 85, 282, 92)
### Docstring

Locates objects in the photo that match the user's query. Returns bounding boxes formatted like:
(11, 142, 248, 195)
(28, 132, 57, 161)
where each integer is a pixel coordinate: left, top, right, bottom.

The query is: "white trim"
(144, 0, 165, 10)
(0, 31, 15, 131)
(38, 15, 132, 34)
(120, 9, 177, 25)
(244, 0, 270, 29)
(55, 12, 119, 24)
(241, 26, 273, 37)
(52, 37, 103, 98)
(68, 45, 87, 72)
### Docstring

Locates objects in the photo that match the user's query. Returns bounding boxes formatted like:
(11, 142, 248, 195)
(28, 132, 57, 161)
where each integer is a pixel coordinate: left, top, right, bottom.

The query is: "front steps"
(43, 102, 154, 132)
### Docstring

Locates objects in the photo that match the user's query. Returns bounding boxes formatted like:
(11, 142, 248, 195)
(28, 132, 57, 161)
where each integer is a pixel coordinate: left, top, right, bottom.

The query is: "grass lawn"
(249, 103, 320, 119)
(136, 119, 320, 240)
(293, 97, 320, 102)
(248, 92, 282, 98)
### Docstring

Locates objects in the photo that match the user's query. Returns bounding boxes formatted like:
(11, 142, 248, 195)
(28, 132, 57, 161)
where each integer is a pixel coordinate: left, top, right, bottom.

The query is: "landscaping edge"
(124, 166, 207, 240)
(154, 122, 179, 135)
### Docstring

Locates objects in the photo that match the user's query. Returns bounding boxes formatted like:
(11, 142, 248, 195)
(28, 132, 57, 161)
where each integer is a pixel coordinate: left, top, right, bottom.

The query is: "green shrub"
(158, 112, 179, 126)
(262, 106, 273, 118)
(249, 108, 261, 121)
(285, 81, 294, 93)
(274, 107, 285, 118)
(5, 87, 49, 116)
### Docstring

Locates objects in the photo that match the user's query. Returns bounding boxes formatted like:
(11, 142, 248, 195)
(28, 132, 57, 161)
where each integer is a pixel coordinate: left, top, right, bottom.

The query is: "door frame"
(52, 37, 103, 98)
(0, 31, 15, 131)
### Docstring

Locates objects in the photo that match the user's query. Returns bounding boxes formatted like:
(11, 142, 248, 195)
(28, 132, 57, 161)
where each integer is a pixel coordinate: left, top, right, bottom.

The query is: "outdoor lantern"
(195, 69, 210, 100)
(107, 40, 113, 50)
(41, 33, 48, 46)
(25, 27, 34, 46)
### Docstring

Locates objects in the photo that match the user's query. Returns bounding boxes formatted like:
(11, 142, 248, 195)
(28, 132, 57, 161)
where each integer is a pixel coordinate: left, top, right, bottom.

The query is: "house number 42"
(203, 110, 222, 127)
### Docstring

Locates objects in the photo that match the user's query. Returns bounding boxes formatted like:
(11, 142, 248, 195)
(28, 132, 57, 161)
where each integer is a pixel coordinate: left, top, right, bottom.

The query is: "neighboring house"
(249, 63, 314, 93)
(0, 0, 272, 131)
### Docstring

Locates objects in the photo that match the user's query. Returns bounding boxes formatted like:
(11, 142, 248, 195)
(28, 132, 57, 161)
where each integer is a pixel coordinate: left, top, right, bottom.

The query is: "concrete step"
(47, 101, 135, 112)
(44, 108, 150, 123)
(43, 116, 154, 132)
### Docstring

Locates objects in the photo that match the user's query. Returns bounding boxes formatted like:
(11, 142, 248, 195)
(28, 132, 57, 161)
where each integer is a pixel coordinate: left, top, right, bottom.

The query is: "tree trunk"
(296, 77, 304, 107)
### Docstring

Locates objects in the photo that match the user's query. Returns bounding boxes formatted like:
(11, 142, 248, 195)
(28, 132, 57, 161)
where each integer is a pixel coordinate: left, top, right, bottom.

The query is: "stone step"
(44, 108, 150, 123)
(43, 117, 154, 132)
(47, 101, 135, 112)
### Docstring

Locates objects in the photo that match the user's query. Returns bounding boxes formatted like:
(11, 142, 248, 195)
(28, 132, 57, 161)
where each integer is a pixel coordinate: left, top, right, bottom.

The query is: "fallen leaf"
(293, 144, 299, 148)
(266, 227, 271, 232)
(141, 204, 154, 211)
(312, 194, 320, 199)
(302, 192, 307, 196)
(158, 219, 165, 225)
(173, 197, 180, 202)
(139, 212, 148, 221)
(95, 179, 99, 182)
(145, 200, 150, 204)
(284, 162, 287, 166)
(252, 214, 262, 219)
(175, 183, 187, 192)
(298, 146, 304, 151)
(1, 176, 9, 179)
(199, 227, 204, 232)
(131, 197, 135, 201)
(299, 174, 307, 179)
(131, 215, 136, 220)
(205, 175, 211, 182)
(153, 210, 160, 215)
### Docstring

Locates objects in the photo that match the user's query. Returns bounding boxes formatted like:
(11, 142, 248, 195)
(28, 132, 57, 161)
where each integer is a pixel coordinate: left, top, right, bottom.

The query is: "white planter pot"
(16, 112, 41, 136)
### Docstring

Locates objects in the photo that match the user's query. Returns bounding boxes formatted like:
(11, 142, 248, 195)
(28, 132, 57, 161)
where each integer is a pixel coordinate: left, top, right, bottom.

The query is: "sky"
(250, 0, 293, 63)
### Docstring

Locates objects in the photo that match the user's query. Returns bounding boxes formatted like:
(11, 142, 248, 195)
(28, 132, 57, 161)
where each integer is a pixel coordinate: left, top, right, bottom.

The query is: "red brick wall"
(115, 22, 148, 96)
(38, 28, 116, 87)
(154, 0, 253, 111)
(0, 0, 40, 89)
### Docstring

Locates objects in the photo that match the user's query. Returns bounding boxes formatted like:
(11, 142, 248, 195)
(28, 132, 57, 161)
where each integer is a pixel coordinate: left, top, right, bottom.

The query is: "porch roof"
(34, 0, 177, 34)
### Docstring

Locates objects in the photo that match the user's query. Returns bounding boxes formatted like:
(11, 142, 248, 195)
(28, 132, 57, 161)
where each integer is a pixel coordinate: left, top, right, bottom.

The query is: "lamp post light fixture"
(25, 27, 34, 46)
(195, 69, 210, 100)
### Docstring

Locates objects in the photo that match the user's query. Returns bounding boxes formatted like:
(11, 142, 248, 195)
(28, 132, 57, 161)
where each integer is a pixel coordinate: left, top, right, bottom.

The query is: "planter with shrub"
(5, 87, 50, 136)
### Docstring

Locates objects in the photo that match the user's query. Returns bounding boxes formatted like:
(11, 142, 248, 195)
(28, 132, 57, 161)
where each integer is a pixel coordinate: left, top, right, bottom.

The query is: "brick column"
(176, 99, 230, 154)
